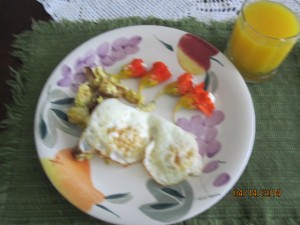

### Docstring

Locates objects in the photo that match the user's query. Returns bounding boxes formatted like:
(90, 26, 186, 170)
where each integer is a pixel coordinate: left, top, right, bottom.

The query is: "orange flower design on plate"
(41, 148, 131, 217)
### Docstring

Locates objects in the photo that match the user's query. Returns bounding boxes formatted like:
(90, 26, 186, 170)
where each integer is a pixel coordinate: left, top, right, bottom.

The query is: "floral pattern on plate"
(177, 112, 231, 188)
(41, 148, 131, 217)
(140, 180, 193, 223)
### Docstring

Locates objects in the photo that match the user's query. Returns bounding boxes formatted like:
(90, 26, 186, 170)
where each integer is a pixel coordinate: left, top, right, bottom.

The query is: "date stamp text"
(233, 189, 281, 198)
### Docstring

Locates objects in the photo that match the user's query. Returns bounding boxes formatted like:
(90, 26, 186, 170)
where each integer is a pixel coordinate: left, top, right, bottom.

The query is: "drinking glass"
(225, 0, 300, 83)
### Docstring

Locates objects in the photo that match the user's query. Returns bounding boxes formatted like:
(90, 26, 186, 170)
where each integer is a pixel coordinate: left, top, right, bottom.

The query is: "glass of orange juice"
(225, 0, 300, 83)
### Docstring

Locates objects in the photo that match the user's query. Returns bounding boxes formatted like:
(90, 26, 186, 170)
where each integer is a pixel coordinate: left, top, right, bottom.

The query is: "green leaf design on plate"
(96, 204, 120, 218)
(210, 56, 224, 67)
(161, 187, 185, 199)
(51, 98, 74, 105)
(209, 71, 218, 94)
(39, 117, 47, 139)
(41, 111, 57, 148)
(49, 88, 70, 100)
(204, 71, 218, 94)
(41, 108, 82, 147)
(197, 193, 220, 200)
(106, 193, 132, 204)
(106, 193, 129, 199)
(139, 180, 193, 223)
(154, 35, 174, 51)
(203, 72, 210, 91)
(149, 203, 179, 210)
(51, 108, 68, 121)
(39, 87, 80, 147)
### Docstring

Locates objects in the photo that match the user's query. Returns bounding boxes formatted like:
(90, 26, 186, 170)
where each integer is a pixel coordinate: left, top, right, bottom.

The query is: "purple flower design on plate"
(57, 64, 87, 93)
(213, 173, 230, 187)
(177, 110, 230, 187)
(97, 35, 142, 67)
(177, 110, 224, 157)
(57, 65, 72, 87)
(202, 160, 219, 173)
(75, 49, 97, 73)
(57, 35, 143, 91)
(97, 41, 110, 58)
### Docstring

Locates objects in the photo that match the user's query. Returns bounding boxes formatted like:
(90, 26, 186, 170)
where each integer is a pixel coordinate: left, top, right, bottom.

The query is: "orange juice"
(227, 0, 300, 82)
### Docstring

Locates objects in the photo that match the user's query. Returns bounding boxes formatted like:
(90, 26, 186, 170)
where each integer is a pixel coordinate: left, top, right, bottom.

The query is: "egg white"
(78, 99, 203, 185)
(79, 99, 150, 165)
(144, 115, 202, 186)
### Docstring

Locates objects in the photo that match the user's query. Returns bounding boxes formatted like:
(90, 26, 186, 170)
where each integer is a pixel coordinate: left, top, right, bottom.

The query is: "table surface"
(0, 0, 51, 127)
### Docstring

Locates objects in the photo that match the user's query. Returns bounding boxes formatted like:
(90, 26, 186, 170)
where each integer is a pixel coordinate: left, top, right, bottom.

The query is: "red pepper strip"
(117, 58, 147, 79)
(138, 61, 172, 93)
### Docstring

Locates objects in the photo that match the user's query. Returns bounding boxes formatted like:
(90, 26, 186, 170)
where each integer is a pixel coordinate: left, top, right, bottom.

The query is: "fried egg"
(78, 99, 150, 165)
(144, 115, 202, 186)
(78, 98, 203, 185)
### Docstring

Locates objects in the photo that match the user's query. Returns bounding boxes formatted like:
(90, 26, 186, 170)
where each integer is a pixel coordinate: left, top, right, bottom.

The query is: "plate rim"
(33, 24, 256, 224)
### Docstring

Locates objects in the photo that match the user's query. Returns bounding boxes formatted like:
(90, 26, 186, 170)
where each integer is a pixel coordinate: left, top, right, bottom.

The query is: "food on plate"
(154, 72, 215, 117)
(68, 58, 215, 129)
(68, 105, 90, 128)
(116, 58, 148, 79)
(76, 99, 203, 186)
(154, 72, 194, 101)
(144, 115, 202, 186)
(138, 61, 172, 94)
(173, 82, 215, 117)
(161, 72, 194, 96)
(85, 66, 142, 103)
(78, 98, 150, 165)
(152, 72, 215, 118)
(177, 33, 219, 75)
(65, 58, 215, 185)
(67, 66, 143, 127)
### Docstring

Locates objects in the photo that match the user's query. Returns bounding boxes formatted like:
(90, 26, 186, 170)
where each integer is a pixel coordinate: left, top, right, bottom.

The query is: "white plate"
(34, 25, 255, 225)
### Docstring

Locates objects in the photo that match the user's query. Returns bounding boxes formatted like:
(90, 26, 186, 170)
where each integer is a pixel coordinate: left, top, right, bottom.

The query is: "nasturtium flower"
(163, 73, 193, 96)
(173, 82, 215, 118)
(138, 61, 172, 93)
(117, 58, 147, 79)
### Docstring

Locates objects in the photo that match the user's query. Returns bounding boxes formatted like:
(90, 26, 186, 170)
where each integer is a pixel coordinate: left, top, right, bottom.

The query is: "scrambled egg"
(67, 66, 143, 128)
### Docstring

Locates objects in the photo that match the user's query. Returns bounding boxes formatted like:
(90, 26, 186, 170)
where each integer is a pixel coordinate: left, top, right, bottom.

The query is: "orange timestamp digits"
(233, 189, 281, 197)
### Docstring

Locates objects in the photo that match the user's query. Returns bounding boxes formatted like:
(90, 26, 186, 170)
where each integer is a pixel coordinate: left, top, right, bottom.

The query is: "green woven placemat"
(0, 17, 299, 225)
